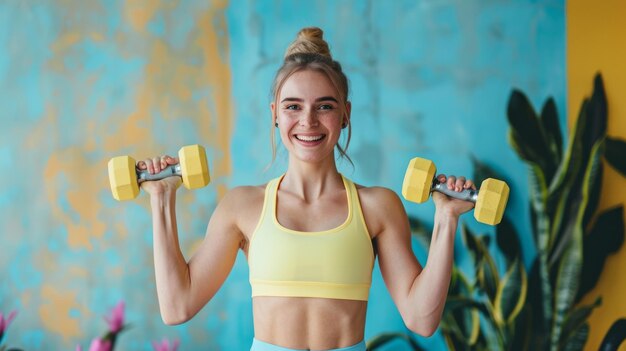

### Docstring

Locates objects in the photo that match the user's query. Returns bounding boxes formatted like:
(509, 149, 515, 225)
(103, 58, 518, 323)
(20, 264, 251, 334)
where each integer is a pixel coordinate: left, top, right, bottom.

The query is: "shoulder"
(217, 183, 268, 237)
(352, 183, 407, 238)
(354, 183, 403, 208)
(219, 184, 267, 211)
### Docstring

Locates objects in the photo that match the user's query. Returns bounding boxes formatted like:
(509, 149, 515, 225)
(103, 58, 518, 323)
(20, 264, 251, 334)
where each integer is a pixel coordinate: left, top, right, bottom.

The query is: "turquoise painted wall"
(0, 1, 564, 350)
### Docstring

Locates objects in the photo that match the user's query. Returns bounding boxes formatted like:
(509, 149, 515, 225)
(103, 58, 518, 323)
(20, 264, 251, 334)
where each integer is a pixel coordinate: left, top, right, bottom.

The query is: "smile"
(294, 134, 326, 142)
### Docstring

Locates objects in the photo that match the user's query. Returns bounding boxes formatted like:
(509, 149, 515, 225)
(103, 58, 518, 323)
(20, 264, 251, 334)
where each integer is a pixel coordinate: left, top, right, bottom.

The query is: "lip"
(293, 133, 326, 146)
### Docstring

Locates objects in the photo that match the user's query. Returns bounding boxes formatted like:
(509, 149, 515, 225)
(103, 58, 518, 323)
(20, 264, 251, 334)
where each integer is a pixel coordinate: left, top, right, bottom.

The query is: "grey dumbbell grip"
(432, 181, 478, 203)
(137, 165, 182, 183)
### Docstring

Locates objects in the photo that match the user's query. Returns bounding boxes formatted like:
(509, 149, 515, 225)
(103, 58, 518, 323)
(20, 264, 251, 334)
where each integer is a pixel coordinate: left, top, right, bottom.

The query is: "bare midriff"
(252, 296, 367, 350)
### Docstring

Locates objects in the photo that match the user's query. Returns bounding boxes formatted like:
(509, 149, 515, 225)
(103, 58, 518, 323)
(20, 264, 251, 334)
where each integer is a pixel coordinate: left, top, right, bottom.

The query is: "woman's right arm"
(140, 156, 246, 325)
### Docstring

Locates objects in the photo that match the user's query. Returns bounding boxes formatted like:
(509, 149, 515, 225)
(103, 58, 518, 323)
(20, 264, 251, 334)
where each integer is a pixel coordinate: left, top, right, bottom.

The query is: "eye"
(318, 104, 334, 110)
(285, 104, 300, 110)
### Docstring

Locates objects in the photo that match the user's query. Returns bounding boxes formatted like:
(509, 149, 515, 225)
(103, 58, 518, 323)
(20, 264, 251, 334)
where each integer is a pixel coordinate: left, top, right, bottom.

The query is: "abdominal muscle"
(252, 296, 367, 350)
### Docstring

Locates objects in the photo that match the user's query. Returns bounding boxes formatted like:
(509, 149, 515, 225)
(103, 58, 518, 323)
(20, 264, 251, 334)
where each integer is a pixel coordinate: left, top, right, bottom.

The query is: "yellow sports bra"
(248, 174, 375, 301)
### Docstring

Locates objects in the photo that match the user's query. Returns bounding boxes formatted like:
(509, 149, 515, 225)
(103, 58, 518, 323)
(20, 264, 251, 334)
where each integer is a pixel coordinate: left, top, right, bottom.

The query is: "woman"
(138, 27, 475, 351)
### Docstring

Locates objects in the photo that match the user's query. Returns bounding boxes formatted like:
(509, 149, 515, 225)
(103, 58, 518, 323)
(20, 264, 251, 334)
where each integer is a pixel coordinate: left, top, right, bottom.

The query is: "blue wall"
(0, 1, 564, 350)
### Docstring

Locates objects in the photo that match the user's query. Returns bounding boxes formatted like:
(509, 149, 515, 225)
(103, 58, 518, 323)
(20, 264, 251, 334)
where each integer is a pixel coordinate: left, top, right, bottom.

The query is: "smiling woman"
(137, 27, 477, 351)
(269, 27, 353, 166)
(272, 69, 349, 165)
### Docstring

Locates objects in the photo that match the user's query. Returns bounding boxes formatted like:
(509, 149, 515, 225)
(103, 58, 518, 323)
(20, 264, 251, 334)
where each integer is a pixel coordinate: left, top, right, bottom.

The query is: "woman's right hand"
(136, 155, 182, 196)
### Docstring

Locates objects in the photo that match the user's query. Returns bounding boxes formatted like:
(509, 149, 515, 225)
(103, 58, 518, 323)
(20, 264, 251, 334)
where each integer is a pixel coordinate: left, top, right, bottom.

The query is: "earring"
(275, 122, 278, 127)
(341, 122, 347, 129)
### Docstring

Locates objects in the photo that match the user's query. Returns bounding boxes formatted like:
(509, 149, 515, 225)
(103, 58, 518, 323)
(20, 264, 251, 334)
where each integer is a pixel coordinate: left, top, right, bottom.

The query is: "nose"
(300, 108, 319, 127)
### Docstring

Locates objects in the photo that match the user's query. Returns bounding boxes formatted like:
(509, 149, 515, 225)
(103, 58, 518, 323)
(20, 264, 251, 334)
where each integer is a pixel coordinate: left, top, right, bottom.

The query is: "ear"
(343, 101, 352, 127)
(270, 102, 276, 124)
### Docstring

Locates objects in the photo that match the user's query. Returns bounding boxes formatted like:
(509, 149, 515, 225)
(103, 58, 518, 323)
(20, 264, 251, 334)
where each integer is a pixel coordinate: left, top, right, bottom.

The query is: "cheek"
(320, 114, 342, 128)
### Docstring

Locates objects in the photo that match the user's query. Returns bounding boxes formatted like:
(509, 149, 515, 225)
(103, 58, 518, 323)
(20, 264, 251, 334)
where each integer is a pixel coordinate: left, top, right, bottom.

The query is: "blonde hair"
(270, 27, 353, 166)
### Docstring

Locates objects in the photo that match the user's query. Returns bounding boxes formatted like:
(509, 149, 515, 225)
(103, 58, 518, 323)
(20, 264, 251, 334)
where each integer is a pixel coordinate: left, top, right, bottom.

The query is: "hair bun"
(284, 27, 332, 59)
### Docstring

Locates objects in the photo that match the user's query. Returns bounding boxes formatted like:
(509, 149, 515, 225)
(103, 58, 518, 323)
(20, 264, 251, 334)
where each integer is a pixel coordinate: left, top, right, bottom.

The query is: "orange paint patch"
(43, 148, 108, 251)
(39, 284, 82, 340)
(50, 32, 81, 53)
(195, 3, 233, 199)
(68, 265, 90, 279)
(124, 0, 159, 33)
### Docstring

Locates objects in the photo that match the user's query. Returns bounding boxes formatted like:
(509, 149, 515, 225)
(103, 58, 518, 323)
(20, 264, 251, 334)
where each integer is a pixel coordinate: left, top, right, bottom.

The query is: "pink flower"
(0, 310, 17, 341)
(89, 338, 112, 351)
(104, 301, 125, 333)
(152, 338, 180, 351)
(76, 338, 112, 351)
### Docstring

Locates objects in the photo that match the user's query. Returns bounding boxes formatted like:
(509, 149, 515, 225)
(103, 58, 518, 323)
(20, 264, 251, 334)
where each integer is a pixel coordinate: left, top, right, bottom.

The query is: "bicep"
(186, 191, 246, 312)
(375, 191, 422, 309)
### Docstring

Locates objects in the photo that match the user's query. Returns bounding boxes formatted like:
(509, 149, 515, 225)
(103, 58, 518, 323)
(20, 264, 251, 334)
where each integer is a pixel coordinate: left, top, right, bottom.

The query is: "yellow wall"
(568, 1, 626, 349)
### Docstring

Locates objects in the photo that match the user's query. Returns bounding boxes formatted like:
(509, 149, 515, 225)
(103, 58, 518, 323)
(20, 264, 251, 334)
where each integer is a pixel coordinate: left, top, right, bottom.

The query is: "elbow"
(404, 315, 440, 337)
(161, 313, 190, 326)
(159, 304, 193, 326)
(412, 324, 438, 338)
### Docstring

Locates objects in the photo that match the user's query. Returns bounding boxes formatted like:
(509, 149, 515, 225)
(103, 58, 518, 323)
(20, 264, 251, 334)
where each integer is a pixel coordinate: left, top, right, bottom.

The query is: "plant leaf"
(442, 269, 481, 347)
(605, 136, 626, 178)
(583, 162, 604, 231)
(563, 323, 590, 351)
(507, 90, 557, 180)
(510, 306, 533, 351)
(560, 297, 601, 346)
(366, 332, 424, 351)
(441, 307, 480, 348)
(540, 97, 563, 165)
(546, 100, 589, 258)
(496, 217, 522, 264)
(582, 73, 608, 159)
(528, 164, 550, 252)
(549, 139, 605, 268)
(461, 224, 482, 265)
(494, 258, 528, 326)
(462, 225, 500, 302)
(599, 318, 626, 351)
(550, 139, 604, 350)
(526, 252, 552, 348)
(408, 215, 431, 248)
(546, 98, 587, 212)
(578, 206, 625, 301)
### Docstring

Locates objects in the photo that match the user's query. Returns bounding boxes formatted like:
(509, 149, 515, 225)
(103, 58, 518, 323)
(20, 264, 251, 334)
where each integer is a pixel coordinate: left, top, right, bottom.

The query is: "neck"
(282, 156, 343, 201)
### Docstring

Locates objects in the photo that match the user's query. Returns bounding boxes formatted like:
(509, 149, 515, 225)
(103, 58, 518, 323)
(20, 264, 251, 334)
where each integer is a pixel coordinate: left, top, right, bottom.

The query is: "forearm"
(406, 211, 458, 333)
(150, 191, 192, 323)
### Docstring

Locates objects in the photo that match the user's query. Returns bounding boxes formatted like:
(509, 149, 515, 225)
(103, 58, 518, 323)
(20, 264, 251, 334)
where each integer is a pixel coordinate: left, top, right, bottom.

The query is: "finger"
(152, 157, 161, 173)
(455, 176, 466, 192)
(136, 160, 147, 170)
(464, 179, 476, 190)
(144, 159, 154, 174)
(160, 155, 168, 170)
(446, 175, 456, 190)
(437, 174, 447, 183)
(166, 156, 179, 165)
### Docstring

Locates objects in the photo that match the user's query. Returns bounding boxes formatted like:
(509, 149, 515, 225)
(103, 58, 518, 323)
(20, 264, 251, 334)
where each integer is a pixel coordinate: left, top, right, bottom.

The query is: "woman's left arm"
(370, 175, 474, 337)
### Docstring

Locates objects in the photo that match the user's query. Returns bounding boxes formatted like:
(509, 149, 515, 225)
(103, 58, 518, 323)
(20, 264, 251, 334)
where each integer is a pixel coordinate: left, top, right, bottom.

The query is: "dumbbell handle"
(137, 164, 182, 183)
(432, 180, 479, 203)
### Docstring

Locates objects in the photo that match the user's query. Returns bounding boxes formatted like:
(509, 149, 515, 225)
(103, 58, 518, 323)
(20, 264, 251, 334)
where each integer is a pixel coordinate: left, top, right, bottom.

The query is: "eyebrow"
(280, 96, 339, 103)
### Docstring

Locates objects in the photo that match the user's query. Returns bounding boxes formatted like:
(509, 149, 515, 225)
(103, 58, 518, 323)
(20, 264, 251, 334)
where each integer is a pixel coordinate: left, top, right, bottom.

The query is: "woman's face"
(272, 69, 350, 164)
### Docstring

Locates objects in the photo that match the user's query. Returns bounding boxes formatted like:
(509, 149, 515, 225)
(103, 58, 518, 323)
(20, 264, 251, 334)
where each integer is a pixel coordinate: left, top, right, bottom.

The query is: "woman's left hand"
(431, 174, 476, 219)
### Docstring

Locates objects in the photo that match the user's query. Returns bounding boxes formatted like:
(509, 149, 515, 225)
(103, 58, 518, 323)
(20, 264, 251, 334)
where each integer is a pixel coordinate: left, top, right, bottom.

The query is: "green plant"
(599, 318, 626, 351)
(367, 73, 626, 350)
(507, 73, 626, 350)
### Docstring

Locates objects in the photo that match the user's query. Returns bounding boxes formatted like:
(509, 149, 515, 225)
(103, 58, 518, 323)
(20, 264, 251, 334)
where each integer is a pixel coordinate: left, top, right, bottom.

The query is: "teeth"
(296, 135, 324, 142)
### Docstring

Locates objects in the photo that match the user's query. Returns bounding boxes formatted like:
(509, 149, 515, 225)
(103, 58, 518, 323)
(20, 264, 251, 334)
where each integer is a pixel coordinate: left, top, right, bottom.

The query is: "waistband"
(250, 338, 366, 351)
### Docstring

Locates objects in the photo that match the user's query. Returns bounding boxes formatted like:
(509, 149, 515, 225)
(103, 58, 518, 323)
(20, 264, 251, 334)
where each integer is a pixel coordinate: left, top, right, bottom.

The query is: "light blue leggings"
(250, 338, 366, 351)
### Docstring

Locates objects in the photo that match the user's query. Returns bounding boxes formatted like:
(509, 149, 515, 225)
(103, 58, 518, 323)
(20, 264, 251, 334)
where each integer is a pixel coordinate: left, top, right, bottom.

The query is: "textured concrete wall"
(0, 1, 564, 350)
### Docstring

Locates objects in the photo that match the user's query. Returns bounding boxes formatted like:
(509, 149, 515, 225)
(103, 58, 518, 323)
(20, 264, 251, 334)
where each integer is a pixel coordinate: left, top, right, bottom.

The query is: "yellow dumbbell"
(108, 144, 210, 201)
(402, 157, 509, 225)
